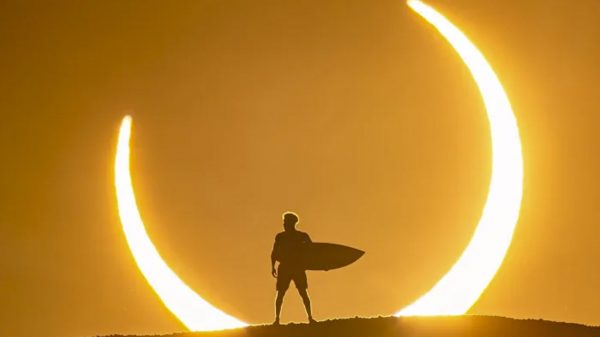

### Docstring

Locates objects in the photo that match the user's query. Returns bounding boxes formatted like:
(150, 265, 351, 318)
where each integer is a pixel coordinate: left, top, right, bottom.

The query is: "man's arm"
(271, 237, 279, 278)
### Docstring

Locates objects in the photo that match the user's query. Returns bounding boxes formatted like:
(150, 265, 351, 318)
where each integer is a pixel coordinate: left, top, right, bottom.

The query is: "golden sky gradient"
(1, 1, 599, 336)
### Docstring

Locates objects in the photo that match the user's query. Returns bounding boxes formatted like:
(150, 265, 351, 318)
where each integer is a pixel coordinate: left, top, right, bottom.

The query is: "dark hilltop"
(100, 315, 600, 337)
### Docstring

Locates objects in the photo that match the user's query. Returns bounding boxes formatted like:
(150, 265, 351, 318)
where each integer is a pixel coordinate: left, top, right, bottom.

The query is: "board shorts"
(276, 265, 307, 291)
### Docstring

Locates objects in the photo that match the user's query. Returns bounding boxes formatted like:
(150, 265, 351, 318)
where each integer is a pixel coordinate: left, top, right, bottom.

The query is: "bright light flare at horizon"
(397, 1, 523, 315)
(114, 116, 247, 331)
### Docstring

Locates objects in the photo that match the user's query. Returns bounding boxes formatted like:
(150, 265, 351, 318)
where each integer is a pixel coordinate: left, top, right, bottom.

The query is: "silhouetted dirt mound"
(101, 315, 600, 337)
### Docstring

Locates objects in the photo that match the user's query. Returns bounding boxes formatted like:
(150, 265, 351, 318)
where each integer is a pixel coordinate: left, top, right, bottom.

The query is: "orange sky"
(1, 1, 599, 336)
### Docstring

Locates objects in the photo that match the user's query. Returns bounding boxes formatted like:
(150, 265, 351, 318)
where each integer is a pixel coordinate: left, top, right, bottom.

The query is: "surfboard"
(301, 242, 364, 271)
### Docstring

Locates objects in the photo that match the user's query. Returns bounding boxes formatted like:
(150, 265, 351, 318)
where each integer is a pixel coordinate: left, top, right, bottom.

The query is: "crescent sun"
(113, 0, 523, 331)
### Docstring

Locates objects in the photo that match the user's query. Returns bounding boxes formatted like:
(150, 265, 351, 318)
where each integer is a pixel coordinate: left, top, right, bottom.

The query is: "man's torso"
(274, 230, 311, 268)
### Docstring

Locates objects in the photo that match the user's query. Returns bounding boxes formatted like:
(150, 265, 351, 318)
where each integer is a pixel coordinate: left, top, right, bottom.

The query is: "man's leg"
(274, 289, 286, 324)
(294, 270, 315, 323)
(274, 266, 292, 325)
(297, 288, 315, 323)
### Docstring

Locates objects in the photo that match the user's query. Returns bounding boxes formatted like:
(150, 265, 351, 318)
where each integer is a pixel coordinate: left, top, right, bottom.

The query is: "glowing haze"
(115, 116, 247, 330)
(397, 1, 523, 315)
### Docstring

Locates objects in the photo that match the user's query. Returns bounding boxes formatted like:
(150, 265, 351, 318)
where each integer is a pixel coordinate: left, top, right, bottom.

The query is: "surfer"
(271, 211, 316, 325)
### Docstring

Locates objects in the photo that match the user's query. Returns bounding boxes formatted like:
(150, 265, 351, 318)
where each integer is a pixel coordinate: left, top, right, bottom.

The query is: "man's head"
(282, 211, 299, 231)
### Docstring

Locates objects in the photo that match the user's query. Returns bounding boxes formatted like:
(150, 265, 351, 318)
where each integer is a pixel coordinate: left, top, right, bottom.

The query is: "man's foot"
(273, 318, 280, 326)
(308, 317, 317, 324)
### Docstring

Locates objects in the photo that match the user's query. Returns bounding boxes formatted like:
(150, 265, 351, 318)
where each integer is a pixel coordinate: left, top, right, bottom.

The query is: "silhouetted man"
(271, 211, 316, 325)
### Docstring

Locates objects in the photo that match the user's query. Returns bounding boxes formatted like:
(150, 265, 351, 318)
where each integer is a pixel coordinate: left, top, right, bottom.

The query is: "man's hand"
(271, 267, 277, 278)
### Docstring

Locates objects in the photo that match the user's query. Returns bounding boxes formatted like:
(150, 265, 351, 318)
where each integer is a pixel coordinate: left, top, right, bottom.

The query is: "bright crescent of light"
(114, 116, 247, 330)
(113, 0, 523, 331)
(397, 1, 523, 315)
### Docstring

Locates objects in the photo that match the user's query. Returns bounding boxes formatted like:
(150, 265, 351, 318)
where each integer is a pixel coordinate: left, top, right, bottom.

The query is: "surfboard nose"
(303, 243, 365, 271)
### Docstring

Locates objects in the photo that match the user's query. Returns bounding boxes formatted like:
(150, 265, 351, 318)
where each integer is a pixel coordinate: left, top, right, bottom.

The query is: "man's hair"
(282, 211, 299, 225)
